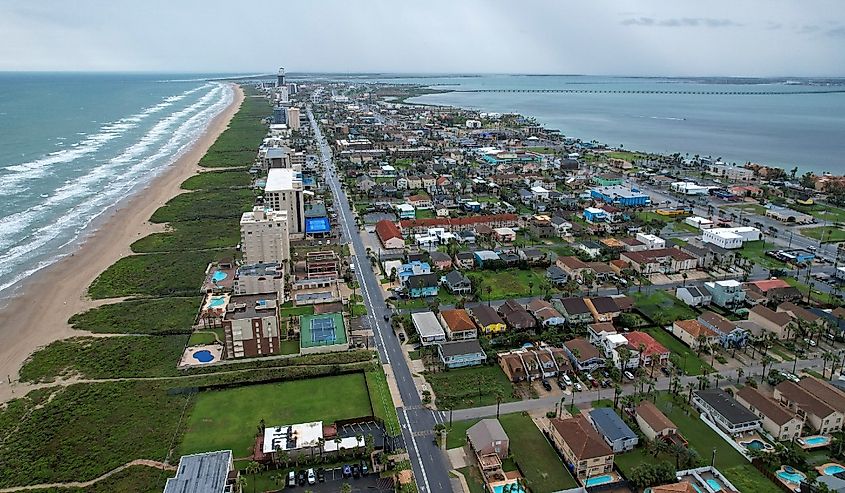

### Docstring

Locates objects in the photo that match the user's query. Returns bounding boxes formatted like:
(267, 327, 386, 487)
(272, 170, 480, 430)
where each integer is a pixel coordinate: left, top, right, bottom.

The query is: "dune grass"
(69, 297, 200, 334)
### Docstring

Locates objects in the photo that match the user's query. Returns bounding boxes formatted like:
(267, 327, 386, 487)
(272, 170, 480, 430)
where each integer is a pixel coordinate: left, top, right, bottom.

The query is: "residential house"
(469, 305, 507, 334)
(547, 416, 614, 481)
(564, 338, 605, 371)
(625, 331, 670, 367)
(635, 401, 686, 446)
(498, 299, 536, 331)
(439, 309, 478, 341)
(620, 248, 698, 275)
(438, 340, 487, 368)
(579, 241, 603, 259)
(554, 297, 594, 326)
(526, 299, 566, 327)
(498, 352, 528, 382)
(398, 261, 431, 285)
(744, 279, 802, 305)
(587, 262, 615, 282)
(620, 237, 647, 252)
(671, 319, 719, 350)
(748, 305, 792, 338)
(698, 311, 748, 348)
(585, 297, 621, 323)
(546, 265, 569, 286)
(692, 389, 762, 436)
(704, 280, 745, 309)
(411, 312, 447, 346)
(778, 302, 825, 329)
(774, 377, 845, 434)
(473, 250, 501, 268)
(408, 193, 432, 209)
(454, 251, 476, 270)
(375, 220, 405, 249)
(556, 256, 591, 281)
(356, 175, 376, 192)
(466, 419, 509, 471)
(440, 270, 472, 295)
(675, 286, 712, 307)
(456, 230, 476, 244)
(550, 216, 573, 237)
(735, 386, 804, 441)
(587, 408, 639, 453)
(528, 215, 556, 238)
(636, 233, 666, 250)
(429, 251, 453, 271)
(396, 203, 416, 220)
(519, 247, 547, 265)
(497, 251, 520, 266)
(493, 227, 517, 243)
(584, 207, 609, 223)
(406, 273, 440, 298)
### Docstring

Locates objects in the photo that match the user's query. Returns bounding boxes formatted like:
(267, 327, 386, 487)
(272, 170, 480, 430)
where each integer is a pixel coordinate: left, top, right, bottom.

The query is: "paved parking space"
(287, 467, 392, 492)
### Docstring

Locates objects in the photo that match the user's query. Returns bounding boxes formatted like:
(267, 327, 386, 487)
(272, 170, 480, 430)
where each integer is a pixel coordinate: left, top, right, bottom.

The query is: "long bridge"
(451, 88, 845, 95)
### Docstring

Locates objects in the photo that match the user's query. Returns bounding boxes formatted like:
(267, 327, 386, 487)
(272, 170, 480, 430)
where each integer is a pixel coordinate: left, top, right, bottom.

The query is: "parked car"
(317, 468, 325, 483)
(556, 379, 567, 390)
(307, 468, 316, 485)
(561, 374, 572, 386)
(342, 464, 352, 478)
(287, 471, 297, 487)
(360, 460, 369, 475)
(660, 366, 671, 377)
(351, 464, 360, 478)
(624, 371, 635, 381)
(541, 379, 552, 391)
(601, 379, 611, 388)
(591, 379, 599, 388)
(298, 470, 307, 486)
(574, 382, 583, 392)
(585, 372, 594, 381)
(398, 332, 406, 342)
(804, 338, 817, 347)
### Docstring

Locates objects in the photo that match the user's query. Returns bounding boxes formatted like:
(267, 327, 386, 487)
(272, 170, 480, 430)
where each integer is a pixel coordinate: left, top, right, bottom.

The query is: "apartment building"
(240, 206, 290, 265)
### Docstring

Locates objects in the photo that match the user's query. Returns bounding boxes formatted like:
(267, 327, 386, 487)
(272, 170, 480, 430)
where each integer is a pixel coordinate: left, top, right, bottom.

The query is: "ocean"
(0, 72, 234, 299)
(312, 74, 845, 175)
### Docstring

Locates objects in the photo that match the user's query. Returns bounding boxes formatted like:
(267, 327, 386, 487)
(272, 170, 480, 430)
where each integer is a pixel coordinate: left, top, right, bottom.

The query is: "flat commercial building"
(265, 167, 306, 235)
(590, 185, 650, 207)
(701, 227, 761, 249)
(240, 207, 290, 265)
(233, 262, 284, 298)
(164, 450, 236, 493)
(222, 294, 281, 359)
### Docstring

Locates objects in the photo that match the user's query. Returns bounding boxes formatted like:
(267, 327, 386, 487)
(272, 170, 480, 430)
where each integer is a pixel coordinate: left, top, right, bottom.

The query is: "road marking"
(402, 407, 431, 493)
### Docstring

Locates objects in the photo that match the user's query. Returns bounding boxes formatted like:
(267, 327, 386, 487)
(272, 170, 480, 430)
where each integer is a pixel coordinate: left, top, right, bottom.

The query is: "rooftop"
(694, 389, 761, 425)
(266, 167, 301, 192)
(588, 407, 637, 441)
(412, 312, 446, 338)
(164, 450, 232, 493)
(439, 340, 485, 358)
(550, 415, 613, 459)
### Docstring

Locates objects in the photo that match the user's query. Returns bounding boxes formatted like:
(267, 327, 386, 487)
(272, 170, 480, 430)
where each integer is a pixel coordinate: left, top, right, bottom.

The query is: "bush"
(199, 92, 269, 168)
(149, 189, 255, 223)
(69, 297, 200, 334)
(131, 219, 241, 253)
(181, 170, 252, 190)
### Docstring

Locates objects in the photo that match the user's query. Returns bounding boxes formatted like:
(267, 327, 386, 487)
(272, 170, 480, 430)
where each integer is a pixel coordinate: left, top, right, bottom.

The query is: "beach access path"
(0, 84, 244, 405)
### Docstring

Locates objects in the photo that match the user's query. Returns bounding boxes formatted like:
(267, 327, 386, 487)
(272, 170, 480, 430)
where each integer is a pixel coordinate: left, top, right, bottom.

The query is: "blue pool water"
(706, 479, 723, 492)
(192, 350, 214, 363)
(805, 436, 830, 445)
(211, 271, 227, 282)
(778, 470, 806, 483)
(208, 296, 226, 308)
(824, 464, 845, 475)
(744, 439, 767, 451)
(492, 484, 525, 493)
(584, 475, 614, 487)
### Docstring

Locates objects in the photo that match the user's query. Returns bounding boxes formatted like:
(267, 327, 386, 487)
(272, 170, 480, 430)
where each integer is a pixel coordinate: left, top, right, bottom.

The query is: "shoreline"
(0, 83, 245, 403)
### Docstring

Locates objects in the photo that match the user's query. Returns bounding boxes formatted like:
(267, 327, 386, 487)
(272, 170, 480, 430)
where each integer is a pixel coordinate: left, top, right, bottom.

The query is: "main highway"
(307, 102, 453, 493)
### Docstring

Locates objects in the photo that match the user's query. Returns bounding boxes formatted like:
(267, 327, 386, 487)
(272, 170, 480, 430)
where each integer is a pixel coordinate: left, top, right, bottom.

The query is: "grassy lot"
(365, 367, 401, 436)
(68, 297, 200, 334)
(181, 169, 253, 190)
(149, 189, 255, 223)
(19, 466, 170, 493)
(131, 218, 240, 253)
(199, 88, 269, 168)
(670, 220, 700, 234)
(793, 202, 845, 223)
(499, 413, 578, 492)
(408, 350, 422, 360)
(415, 209, 436, 219)
(19, 335, 189, 382)
(633, 290, 698, 326)
(801, 226, 845, 243)
(740, 240, 787, 269)
(187, 332, 217, 345)
(445, 418, 481, 449)
(279, 305, 315, 317)
(605, 151, 647, 161)
(783, 277, 823, 302)
(725, 203, 768, 215)
(526, 146, 559, 154)
(644, 327, 713, 376)
(0, 382, 189, 487)
(458, 466, 487, 493)
(425, 365, 516, 410)
(636, 211, 675, 224)
(279, 339, 299, 355)
(396, 298, 430, 310)
(179, 373, 373, 457)
(466, 268, 551, 300)
(87, 249, 233, 299)
(652, 393, 778, 493)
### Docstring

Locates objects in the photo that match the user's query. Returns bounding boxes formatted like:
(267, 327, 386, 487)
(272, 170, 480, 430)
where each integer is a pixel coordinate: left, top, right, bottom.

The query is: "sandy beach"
(0, 84, 245, 403)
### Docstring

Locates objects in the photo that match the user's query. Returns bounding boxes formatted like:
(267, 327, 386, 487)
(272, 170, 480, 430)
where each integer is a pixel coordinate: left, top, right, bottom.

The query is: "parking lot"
(282, 466, 393, 492)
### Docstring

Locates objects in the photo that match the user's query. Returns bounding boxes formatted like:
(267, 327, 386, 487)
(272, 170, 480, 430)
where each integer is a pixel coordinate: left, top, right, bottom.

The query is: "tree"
(245, 461, 263, 493)
(236, 475, 247, 493)
(629, 462, 676, 488)
(736, 368, 744, 385)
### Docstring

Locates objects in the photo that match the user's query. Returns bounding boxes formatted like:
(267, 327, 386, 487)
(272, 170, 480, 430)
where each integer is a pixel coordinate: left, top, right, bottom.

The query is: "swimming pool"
(211, 271, 227, 282)
(824, 464, 845, 475)
(743, 439, 767, 451)
(492, 484, 525, 493)
(208, 296, 226, 308)
(584, 474, 614, 487)
(706, 478, 723, 492)
(777, 469, 806, 484)
(803, 436, 830, 446)
(192, 350, 214, 363)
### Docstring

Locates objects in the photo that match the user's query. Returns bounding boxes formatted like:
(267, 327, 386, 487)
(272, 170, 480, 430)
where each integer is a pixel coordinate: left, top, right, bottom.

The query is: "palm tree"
(613, 384, 623, 410)
(760, 354, 775, 382)
(245, 461, 262, 493)
(236, 475, 247, 493)
(736, 368, 744, 385)
(686, 382, 695, 404)
(823, 351, 837, 379)
(486, 285, 493, 306)
(695, 335, 708, 357)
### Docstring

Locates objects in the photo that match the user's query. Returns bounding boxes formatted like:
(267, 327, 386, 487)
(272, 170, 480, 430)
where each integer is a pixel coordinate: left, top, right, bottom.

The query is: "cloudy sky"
(1, 0, 844, 76)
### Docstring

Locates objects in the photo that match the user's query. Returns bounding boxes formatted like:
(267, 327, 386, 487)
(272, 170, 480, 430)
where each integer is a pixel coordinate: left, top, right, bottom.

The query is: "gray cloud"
(826, 26, 845, 37)
(621, 17, 742, 28)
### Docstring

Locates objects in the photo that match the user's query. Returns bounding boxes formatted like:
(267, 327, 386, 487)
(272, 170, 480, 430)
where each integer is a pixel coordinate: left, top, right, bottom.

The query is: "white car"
(574, 382, 583, 392)
(562, 374, 573, 386)
(804, 338, 817, 347)
(624, 371, 635, 381)
(307, 468, 316, 485)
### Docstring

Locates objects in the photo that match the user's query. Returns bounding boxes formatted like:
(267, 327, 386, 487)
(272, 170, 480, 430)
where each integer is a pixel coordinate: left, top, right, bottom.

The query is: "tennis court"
(299, 312, 348, 353)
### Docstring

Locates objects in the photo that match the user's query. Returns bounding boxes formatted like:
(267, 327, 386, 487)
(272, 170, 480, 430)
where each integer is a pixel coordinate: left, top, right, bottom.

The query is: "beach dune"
(0, 84, 245, 403)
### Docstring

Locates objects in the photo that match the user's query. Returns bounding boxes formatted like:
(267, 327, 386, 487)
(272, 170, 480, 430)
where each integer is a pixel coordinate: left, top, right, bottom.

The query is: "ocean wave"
(0, 83, 234, 295)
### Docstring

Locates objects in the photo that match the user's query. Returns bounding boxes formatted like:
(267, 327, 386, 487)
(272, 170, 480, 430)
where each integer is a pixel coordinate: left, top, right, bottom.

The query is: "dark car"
(384, 314, 390, 321)
(297, 469, 307, 486)
(360, 460, 369, 475)
(342, 464, 352, 478)
(601, 379, 610, 388)
(541, 379, 552, 391)
(398, 332, 406, 342)
(351, 464, 360, 478)
(556, 379, 566, 390)
(660, 366, 671, 377)
(317, 468, 325, 483)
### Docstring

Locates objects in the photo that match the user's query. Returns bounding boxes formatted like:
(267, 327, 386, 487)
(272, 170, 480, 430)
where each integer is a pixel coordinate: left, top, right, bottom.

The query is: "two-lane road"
(308, 104, 453, 493)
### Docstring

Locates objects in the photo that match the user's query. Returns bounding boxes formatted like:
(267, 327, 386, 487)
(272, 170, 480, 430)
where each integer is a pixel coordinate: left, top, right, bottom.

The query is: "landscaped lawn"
(793, 203, 845, 223)
(652, 393, 778, 493)
(635, 211, 675, 224)
(725, 203, 768, 216)
(633, 290, 698, 326)
(801, 226, 845, 243)
(365, 367, 401, 437)
(187, 331, 217, 345)
(425, 365, 516, 410)
(644, 326, 714, 376)
(445, 418, 481, 449)
(179, 373, 374, 457)
(740, 240, 787, 269)
(458, 466, 487, 493)
(279, 339, 299, 355)
(499, 413, 578, 492)
(466, 268, 552, 300)
(279, 305, 315, 317)
(415, 209, 435, 219)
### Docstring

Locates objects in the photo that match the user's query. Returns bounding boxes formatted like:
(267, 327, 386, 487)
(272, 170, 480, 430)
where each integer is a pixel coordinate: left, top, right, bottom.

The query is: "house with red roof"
(375, 220, 405, 249)
(624, 331, 670, 367)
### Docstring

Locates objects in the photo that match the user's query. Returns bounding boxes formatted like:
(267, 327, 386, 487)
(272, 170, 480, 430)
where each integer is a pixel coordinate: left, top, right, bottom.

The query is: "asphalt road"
(308, 103, 453, 493)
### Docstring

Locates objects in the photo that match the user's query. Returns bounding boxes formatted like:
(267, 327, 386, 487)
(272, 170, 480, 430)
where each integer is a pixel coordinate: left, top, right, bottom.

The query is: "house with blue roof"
(590, 185, 650, 207)
(587, 408, 638, 453)
(398, 261, 431, 285)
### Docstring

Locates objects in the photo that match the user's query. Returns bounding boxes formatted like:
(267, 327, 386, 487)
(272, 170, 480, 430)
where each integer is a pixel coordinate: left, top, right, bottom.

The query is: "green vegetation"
(365, 367, 401, 436)
(445, 419, 481, 449)
(425, 366, 516, 410)
(633, 290, 698, 326)
(279, 305, 315, 317)
(635, 211, 674, 224)
(181, 170, 253, 190)
(793, 202, 845, 223)
(68, 297, 200, 334)
(88, 249, 234, 299)
(279, 339, 300, 355)
(644, 326, 713, 375)
(801, 226, 845, 243)
(457, 466, 487, 493)
(499, 413, 578, 492)
(415, 209, 436, 219)
(525, 146, 559, 155)
(19, 466, 170, 493)
(19, 335, 189, 382)
(467, 268, 552, 300)
(605, 150, 647, 162)
(0, 382, 189, 487)
(199, 90, 269, 168)
(179, 373, 374, 457)
(149, 189, 255, 223)
(131, 218, 241, 253)
(725, 203, 767, 215)
(187, 331, 217, 345)
(740, 240, 786, 269)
